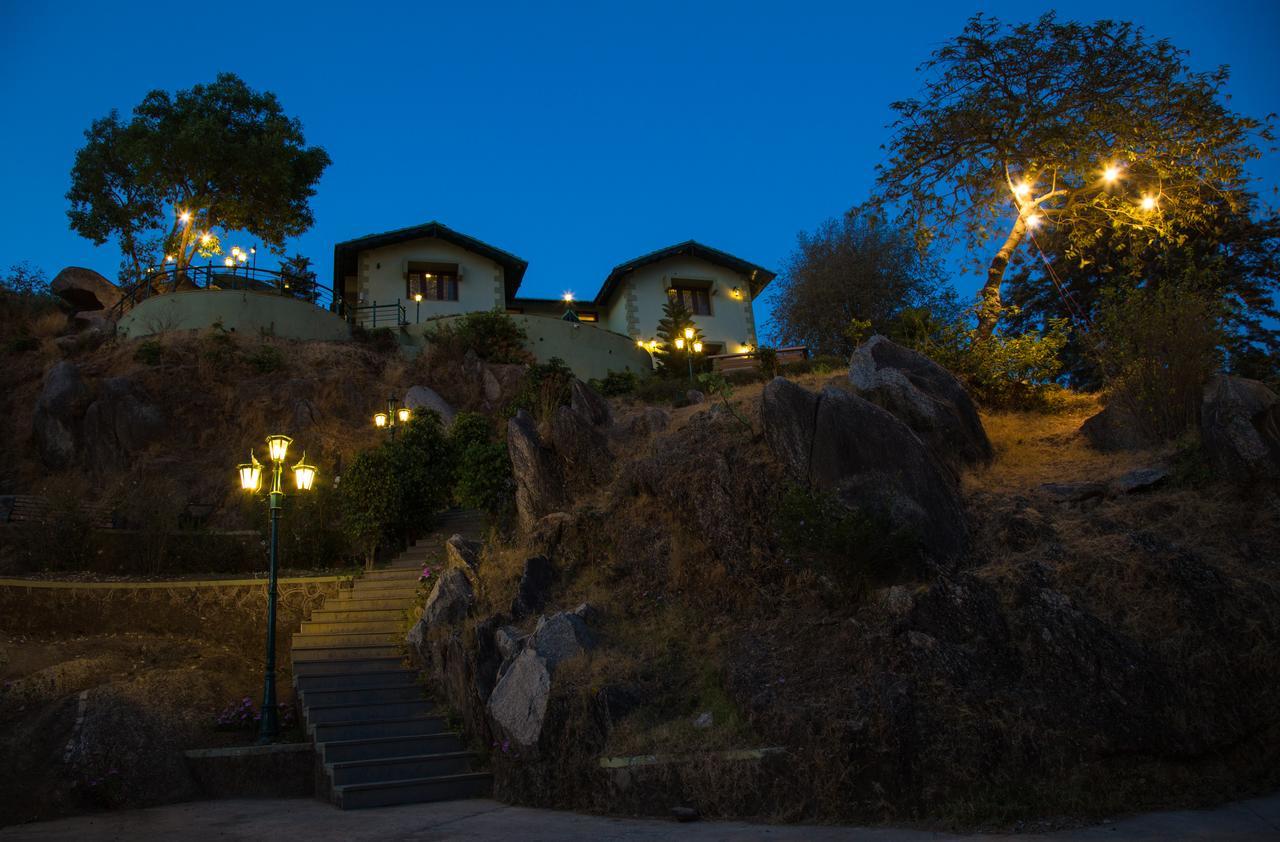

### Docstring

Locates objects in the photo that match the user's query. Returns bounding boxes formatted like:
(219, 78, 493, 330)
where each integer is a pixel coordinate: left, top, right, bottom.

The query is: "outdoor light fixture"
(373, 412, 388, 428)
(1013, 181, 1032, 198)
(731, 286, 742, 299)
(179, 210, 192, 223)
(675, 337, 685, 350)
(224, 257, 235, 268)
(1103, 164, 1121, 183)
(201, 233, 213, 245)
(165, 254, 175, 263)
(562, 291, 575, 302)
(693, 341, 703, 353)
(1026, 213, 1043, 229)
(1140, 195, 1158, 211)
(235, 433, 316, 745)
(684, 326, 695, 340)
(372, 394, 409, 437)
(397, 407, 411, 424)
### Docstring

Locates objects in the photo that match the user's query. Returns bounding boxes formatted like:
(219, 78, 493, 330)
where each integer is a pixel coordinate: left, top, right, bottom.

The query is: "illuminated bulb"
(397, 407, 411, 424)
(1013, 181, 1032, 198)
(636, 339, 645, 348)
(1026, 214, 1043, 229)
(201, 233, 213, 245)
(675, 337, 685, 350)
(178, 211, 192, 223)
(165, 254, 174, 263)
(373, 412, 388, 428)
(562, 291, 575, 303)
(692, 341, 703, 353)
(266, 435, 291, 464)
(231, 246, 241, 256)
(224, 257, 235, 267)
(683, 326, 694, 340)
(414, 293, 423, 302)
(1140, 195, 1158, 211)
(1103, 164, 1121, 183)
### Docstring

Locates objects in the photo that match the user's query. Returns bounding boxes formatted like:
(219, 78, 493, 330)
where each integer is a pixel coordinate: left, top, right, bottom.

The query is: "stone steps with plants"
(291, 508, 492, 810)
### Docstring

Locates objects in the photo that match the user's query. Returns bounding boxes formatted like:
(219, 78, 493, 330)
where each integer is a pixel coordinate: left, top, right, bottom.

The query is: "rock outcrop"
(848, 335, 992, 472)
(50, 266, 121, 313)
(404, 385, 456, 426)
(419, 568, 474, 628)
(1080, 402, 1152, 452)
(80, 377, 165, 473)
(507, 410, 566, 531)
(570, 378, 612, 427)
(761, 377, 967, 561)
(33, 362, 92, 468)
(1199, 375, 1280, 483)
(445, 534, 482, 572)
(510, 555, 556, 619)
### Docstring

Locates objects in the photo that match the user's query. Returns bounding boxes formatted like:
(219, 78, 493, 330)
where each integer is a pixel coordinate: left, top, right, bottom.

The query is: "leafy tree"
(66, 73, 330, 281)
(655, 295, 705, 377)
(1, 262, 51, 297)
(388, 412, 455, 538)
(338, 445, 400, 569)
(877, 13, 1272, 339)
(279, 254, 319, 302)
(771, 205, 957, 356)
(449, 412, 513, 515)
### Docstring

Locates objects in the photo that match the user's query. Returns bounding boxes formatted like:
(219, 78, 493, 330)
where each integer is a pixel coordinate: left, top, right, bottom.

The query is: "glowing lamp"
(693, 341, 703, 353)
(1026, 214, 1042, 229)
(231, 246, 242, 256)
(562, 291, 575, 303)
(250, 247, 256, 254)
(1103, 164, 1121, 183)
(675, 337, 685, 350)
(179, 210, 192, 223)
(292, 455, 317, 492)
(224, 257, 235, 267)
(238, 455, 262, 492)
(201, 233, 213, 245)
(414, 293, 423, 302)
(397, 407, 411, 424)
(683, 327, 694, 340)
(1013, 181, 1032, 198)
(266, 434, 292, 464)
(165, 254, 175, 263)
(374, 412, 388, 428)
(237, 252, 247, 263)
(636, 339, 645, 348)
(1140, 195, 1158, 211)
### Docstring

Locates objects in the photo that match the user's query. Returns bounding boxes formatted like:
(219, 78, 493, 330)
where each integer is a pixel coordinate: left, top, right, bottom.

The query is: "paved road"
(2, 794, 1277, 841)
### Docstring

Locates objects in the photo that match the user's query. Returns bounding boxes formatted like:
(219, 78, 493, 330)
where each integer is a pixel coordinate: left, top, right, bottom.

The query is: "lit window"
(672, 284, 711, 316)
(407, 269, 459, 301)
(577, 311, 599, 323)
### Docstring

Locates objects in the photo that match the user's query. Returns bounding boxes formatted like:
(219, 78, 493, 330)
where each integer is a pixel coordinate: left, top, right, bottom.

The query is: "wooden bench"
(710, 345, 809, 374)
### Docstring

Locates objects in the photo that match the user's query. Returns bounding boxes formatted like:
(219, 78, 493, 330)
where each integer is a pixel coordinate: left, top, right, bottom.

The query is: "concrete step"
(328, 596, 411, 611)
(292, 631, 399, 648)
(295, 669, 419, 692)
(307, 699, 434, 725)
(334, 772, 492, 809)
(330, 751, 476, 786)
(291, 656, 404, 676)
(292, 643, 403, 662)
(310, 608, 406, 623)
(359, 569, 424, 582)
(321, 732, 466, 764)
(344, 584, 419, 598)
(301, 683, 424, 708)
(299, 619, 402, 635)
(312, 714, 450, 743)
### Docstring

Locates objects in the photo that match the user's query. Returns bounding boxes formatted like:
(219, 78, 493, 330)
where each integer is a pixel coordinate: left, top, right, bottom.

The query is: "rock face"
(761, 377, 967, 561)
(50, 266, 121, 313)
(445, 534, 482, 571)
(404, 385, 456, 426)
(549, 404, 612, 487)
(1199, 375, 1280, 482)
(610, 406, 670, 443)
(32, 362, 92, 468)
(1080, 402, 1152, 452)
(527, 610, 595, 669)
(848, 335, 992, 472)
(80, 377, 165, 473)
(420, 568, 475, 628)
(570, 378, 612, 427)
(510, 555, 556, 619)
(507, 410, 566, 531)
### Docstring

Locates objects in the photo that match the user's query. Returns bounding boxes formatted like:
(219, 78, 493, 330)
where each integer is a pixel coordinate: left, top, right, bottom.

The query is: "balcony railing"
(109, 265, 340, 320)
(350, 300, 407, 329)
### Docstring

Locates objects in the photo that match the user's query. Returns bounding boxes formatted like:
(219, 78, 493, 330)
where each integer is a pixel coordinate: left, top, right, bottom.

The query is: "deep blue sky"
(2, 1, 1277, 339)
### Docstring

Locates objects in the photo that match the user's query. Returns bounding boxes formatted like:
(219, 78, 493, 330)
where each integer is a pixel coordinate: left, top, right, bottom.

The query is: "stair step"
(310, 608, 406, 623)
(313, 714, 450, 743)
(291, 656, 405, 676)
(330, 751, 476, 786)
(301, 683, 424, 707)
(359, 570, 424, 582)
(321, 732, 466, 764)
(328, 596, 411, 610)
(307, 699, 434, 725)
(343, 585, 418, 598)
(293, 631, 399, 648)
(292, 644, 403, 661)
(295, 669, 419, 692)
(300, 619, 402, 635)
(334, 772, 492, 809)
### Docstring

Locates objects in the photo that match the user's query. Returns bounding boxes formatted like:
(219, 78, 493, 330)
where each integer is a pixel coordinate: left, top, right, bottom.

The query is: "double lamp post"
(237, 435, 316, 744)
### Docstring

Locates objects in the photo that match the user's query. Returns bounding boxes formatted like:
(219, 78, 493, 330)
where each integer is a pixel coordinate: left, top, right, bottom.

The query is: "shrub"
(338, 445, 400, 568)
(755, 346, 780, 379)
(351, 325, 399, 353)
(277, 482, 351, 570)
(632, 376, 693, 406)
(133, 339, 164, 366)
(1092, 282, 1222, 441)
(245, 343, 285, 373)
(779, 354, 846, 377)
(590, 369, 640, 397)
(507, 357, 574, 424)
(389, 412, 456, 536)
(425, 311, 533, 365)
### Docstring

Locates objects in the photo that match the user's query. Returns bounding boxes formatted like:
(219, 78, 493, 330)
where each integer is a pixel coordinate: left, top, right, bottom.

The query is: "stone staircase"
(292, 508, 491, 809)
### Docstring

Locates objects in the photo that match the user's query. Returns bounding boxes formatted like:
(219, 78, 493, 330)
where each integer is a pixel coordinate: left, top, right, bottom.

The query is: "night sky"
(1, 1, 1276, 339)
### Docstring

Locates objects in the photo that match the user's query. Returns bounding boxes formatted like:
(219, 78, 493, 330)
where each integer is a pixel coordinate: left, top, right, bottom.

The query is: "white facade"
(353, 237, 506, 318)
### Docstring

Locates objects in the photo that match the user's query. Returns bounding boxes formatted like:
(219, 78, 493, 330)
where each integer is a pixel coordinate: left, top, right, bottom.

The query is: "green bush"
(351, 325, 400, 353)
(277, 482, 351, 570)
(425, 311, 533, 365)
(134, 339, 164, 366)
(245, 344, 285, 373)
(507, 357, 575, 422)
(590, 369, 640, 397)
(755, 346, 779, 379)
(337, 446, 400, 568)
(632, 376, 693, 406)
(447, 411, 513, 516)
(779, 354, 846, 377)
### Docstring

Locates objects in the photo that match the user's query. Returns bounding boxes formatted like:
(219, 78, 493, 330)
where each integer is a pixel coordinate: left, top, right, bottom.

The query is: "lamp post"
(237, 435, 317, 744)
(373, 393, 412, 438)
(673, 326, 703, 383)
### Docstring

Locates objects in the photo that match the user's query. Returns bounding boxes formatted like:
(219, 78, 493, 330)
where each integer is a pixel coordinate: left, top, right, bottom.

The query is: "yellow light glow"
(683, 327, 694, 340)
(237, 455, 262, 492)
(266, 434, 291, 464)
(731, 286, 743, 299)
(224, 257, 235, 267)
(636, 339, 645, 348)
(1140, 195, 1158, 211)
(179, 210, 192, 223)
(201, 233, 213, 245)
(675, 337, 685, 350)
(165, 254, 175, 263)
(414, 293, 423, 302)
(293, 454, 317, 492)
(1026, 214, 1043, 229)
(693, 341, 703, 353)
(562, 291, 575, 303)
(250, 247, 256, 254)
(397, 407, 411, 423)
(374, 412, 388, 428)
(231, 246, 241, 256)
(1103, 164, 1121, 183)
(1013, 181, 1032, 198)
(742, 343, 754, 353)
(236, 252, 247, 263)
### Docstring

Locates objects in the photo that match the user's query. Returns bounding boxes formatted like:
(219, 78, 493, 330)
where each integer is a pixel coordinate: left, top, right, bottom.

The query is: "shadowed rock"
(1080, 402, 1153, 452)
(420, 567, 474, 628)
(81, 377, 165, 473)
(32, 361, 91, 468)
(50, 266, 121, 313)
(848, 335, 992, 472)
(404, 385, 455, 426)
(1199, 375, 1280, 483)
(508, 410, 566, 531)
(510, 555, 556, 620)
(445, 534, 482, 571)
(570, 378, 612, 427)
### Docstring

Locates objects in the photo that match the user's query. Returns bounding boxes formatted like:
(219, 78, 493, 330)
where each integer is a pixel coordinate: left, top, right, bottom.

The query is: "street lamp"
(236, 434, 317, 744)
(373, 394, 411, 437)
(673, 326, 703, 382)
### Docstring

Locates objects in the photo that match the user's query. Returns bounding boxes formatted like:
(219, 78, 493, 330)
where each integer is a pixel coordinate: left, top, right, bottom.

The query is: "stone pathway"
(2, 793, 1277, 840)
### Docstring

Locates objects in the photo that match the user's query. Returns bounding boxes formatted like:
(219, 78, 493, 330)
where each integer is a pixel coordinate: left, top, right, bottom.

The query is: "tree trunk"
(976, 215, 1028, 340)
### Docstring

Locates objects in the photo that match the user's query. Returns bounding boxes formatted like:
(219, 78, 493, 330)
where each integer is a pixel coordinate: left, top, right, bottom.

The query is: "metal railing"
(350, 300, 407, 329)
(108, 265, 340, 320)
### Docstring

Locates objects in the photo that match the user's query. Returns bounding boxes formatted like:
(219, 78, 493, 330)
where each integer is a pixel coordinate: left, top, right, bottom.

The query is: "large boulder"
(420, 567, 475, 628)
(445, 534, 482, 572)
(1199, 375, 1280, 483)
(50, 266, 121, 313)
(761, 377, 968, 561)
(487, 649, 552, 747)
(527, 610, 595, 669)
(570, 379, 612, 427)
(32, 362, 92, 468)
(482, 363, 527, 411)
(404, 385, 456, 426)
(848, 335, 992, 472)
(549, 404, 612, 487)
(610, 406, 670, 443)
(80, 377, 165, 473)
(1080, 402, 1152, 452)
(510, 554, 556, 619)
(507, 410, 566, 532)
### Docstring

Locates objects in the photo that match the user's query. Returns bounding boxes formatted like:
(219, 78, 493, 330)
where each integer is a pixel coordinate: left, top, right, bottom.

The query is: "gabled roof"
(333, 221, 528, 298)
(594, 240, 776, 305)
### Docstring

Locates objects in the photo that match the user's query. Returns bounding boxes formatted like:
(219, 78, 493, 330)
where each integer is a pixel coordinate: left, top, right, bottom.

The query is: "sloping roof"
(333, 221, 528, 299)
(594, 240, 776, 305)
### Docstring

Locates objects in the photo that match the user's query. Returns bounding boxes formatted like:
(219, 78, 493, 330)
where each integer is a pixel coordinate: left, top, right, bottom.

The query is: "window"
(672, 284, 712, 316)
(407, 267, 459, 302)
(577, 310, 599, 323)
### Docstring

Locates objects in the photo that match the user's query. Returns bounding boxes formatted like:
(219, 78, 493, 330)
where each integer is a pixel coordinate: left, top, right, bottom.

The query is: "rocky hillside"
(406, 337, 1280, 826)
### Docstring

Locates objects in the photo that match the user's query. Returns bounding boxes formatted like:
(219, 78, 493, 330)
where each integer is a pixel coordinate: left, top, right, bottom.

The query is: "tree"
(279, 254, 319, 302)
(338, 445, 400, 569)
(770, 205, 956, 356)
(654, 295, 705, 376)
(67, 73, 330, 281)
(1, 262, 50, 297)
(877, 13, 1272, 339)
